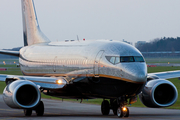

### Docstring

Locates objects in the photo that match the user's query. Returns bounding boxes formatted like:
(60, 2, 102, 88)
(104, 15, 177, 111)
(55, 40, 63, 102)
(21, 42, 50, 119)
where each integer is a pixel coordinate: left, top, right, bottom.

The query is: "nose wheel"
(117, 106, 129, 117)
(101, 98, 130, 118)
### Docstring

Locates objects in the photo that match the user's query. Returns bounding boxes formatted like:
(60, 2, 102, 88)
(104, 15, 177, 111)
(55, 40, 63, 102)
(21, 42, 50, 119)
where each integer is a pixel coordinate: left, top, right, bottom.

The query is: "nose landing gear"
(101, 97, 130, 118)
(117, 106, 129, 117)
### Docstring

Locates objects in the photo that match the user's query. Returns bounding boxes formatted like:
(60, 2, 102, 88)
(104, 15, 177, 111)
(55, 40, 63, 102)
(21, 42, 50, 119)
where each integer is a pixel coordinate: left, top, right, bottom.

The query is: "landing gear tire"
(113, 107, 118, 115)
(24, 109, 32, 116)
(117, 106, 129, 117)
(117, 107, 123, 118)
(123, 107, 129, 117)
(101, 100, 110, 115)
(35, 101, 44, 116)
(110, 99, 118, 115)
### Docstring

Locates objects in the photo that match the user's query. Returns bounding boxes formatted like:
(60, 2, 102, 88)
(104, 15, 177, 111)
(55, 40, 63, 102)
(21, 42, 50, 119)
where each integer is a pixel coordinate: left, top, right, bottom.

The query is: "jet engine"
(139, 79, 178, 108)
(3, 80, 41, 109)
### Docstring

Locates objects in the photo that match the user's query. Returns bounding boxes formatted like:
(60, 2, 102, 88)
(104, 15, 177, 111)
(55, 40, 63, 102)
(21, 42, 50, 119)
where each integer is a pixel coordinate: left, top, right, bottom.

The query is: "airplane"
(0, 0, 180, 118)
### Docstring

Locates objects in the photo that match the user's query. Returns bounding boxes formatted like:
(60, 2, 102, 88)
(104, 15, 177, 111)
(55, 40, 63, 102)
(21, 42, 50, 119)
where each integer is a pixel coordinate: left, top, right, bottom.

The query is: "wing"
(0, 74, 67, 89)
(0, 74, 7, 81)
(148, 70, 180, 79)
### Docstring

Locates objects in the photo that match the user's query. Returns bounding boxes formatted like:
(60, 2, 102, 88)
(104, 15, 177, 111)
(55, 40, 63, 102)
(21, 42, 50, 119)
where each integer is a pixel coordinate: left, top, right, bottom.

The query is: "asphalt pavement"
(0, 95, 180, 120)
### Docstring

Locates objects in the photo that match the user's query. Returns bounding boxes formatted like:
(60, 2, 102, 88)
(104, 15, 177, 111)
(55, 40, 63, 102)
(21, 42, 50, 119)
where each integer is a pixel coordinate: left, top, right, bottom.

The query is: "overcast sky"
(0, 0, 180, 49)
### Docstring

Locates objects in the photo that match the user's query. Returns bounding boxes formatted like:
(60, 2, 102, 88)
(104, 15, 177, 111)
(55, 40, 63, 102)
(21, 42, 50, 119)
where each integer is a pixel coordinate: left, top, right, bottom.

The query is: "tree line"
(137, 37, 180, 52)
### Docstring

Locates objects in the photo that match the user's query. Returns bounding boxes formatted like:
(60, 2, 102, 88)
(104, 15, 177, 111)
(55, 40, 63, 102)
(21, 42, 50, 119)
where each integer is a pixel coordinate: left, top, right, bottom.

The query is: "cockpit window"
(106, 56, 144, 64)
(110, 57, 116, 64)
(120, 56, 134, 62)
(115, 57, 120, 64)
(105, 56, 119, 64)
(134, 56, 145, 62)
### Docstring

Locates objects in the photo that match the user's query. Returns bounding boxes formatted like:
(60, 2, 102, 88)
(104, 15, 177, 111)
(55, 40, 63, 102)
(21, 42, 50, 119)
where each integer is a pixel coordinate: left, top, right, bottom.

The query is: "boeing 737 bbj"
(0, 0, 180, 118)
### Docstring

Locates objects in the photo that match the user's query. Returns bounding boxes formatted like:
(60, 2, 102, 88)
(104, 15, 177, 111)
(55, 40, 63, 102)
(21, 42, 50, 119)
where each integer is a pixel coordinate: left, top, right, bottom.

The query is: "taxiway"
(0, 95, 180, 120)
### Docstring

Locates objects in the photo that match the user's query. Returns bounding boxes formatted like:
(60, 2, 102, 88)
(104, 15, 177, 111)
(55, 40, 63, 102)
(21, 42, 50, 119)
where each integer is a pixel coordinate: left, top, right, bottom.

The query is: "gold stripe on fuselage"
(99, 74, 144, 84)
(22, 71, 144, 84)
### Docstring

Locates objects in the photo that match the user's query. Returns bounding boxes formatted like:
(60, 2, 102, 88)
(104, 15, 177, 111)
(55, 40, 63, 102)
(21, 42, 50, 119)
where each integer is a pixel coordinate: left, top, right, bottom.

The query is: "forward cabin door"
(94, 50, 104, 77)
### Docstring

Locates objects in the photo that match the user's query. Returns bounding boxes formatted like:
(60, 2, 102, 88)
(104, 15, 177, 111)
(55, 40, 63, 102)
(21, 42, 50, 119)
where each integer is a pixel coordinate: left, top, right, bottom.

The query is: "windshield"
(106, 56, 145, 64)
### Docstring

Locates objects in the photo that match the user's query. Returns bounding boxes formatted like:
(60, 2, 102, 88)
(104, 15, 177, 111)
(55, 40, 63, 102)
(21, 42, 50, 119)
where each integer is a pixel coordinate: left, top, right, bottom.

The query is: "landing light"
(56, 79, 66, 85)
(123, 107, 127, 111)
(57, 80, 62, 84)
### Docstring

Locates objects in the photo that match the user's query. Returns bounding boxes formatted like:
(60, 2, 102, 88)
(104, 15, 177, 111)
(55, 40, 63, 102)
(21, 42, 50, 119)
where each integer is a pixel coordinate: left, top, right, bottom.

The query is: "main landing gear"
(24, 101, 44, 116)
(101, 100, 110, 115)
(101, 98, 129, 118)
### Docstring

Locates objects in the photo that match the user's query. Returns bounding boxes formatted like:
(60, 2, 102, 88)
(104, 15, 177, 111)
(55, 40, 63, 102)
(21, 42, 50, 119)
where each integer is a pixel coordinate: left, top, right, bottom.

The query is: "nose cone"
(120, 63, 147, 83)
(131, 63, 147, 83)
(133, 69, 147, 83)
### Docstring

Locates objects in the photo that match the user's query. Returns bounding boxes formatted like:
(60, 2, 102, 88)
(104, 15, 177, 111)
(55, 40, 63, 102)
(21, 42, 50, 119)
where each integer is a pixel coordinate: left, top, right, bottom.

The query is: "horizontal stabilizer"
(0, 50, 19, 57)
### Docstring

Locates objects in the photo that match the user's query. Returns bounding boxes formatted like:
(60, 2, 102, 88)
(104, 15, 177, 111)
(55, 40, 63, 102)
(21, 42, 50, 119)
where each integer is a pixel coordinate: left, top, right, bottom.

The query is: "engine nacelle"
(3, 80, 41, 109)
(139, 79, 178, 108)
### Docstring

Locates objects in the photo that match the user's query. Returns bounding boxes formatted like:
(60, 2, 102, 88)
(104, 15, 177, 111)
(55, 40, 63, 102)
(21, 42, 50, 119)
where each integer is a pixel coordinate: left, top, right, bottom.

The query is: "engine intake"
(139, 79, 178, 108)
(3, 80, 41, 109)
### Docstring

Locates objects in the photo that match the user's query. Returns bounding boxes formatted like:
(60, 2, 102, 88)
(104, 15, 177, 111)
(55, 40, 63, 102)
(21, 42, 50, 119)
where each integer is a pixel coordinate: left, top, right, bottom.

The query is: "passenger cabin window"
(106, 56, 144, 64)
